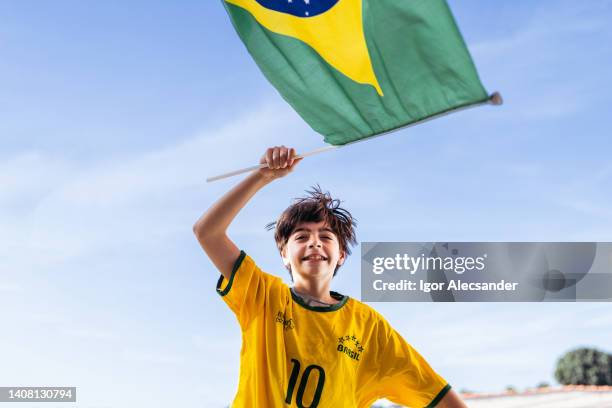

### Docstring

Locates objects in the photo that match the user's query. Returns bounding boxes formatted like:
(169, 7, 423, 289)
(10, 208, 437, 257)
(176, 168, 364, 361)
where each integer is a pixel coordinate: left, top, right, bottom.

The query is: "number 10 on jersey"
(285, 358, 326, 408)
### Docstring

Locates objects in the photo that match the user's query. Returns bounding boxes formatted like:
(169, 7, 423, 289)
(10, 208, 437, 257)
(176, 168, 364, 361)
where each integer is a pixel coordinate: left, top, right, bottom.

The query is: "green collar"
(290, 288, 349, 312)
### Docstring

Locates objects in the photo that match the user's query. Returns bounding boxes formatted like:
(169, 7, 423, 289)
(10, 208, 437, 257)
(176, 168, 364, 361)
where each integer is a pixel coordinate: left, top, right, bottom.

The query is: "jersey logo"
(276, 311, 295, 330)
(337, 334, 364, 361)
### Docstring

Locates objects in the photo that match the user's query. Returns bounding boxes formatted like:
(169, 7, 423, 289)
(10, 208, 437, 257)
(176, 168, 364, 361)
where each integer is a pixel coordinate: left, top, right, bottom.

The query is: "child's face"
(281, 220, 345, 282)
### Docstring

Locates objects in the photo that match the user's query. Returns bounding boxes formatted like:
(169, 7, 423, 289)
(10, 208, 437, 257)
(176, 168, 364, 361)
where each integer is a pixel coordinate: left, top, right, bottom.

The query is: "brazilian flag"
(224, 0, 491, 146)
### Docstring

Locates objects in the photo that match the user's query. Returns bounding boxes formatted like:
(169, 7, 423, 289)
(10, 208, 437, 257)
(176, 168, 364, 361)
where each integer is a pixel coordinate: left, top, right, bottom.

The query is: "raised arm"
(193, 146, 300, 279)
(436, 389, 469, 408)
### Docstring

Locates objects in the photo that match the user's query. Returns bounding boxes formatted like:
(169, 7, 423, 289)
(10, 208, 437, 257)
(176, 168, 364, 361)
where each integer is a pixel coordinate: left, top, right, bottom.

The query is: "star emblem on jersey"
(337, 334, 364, 362)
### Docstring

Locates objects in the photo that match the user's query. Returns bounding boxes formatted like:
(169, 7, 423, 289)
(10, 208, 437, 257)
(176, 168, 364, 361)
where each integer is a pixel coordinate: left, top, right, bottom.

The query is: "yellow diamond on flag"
(225, 0, 384, 96)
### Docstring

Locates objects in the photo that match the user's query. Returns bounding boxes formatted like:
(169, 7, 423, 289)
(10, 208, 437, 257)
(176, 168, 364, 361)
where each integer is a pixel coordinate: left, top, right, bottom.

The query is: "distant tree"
(536, 381, 550, 388)
(505, 385, 517, 393)
(554, 347, 612, 386)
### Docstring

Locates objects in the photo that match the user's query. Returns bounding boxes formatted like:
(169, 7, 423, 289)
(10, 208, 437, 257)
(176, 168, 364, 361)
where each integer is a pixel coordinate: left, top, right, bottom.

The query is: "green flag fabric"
(223, 0, 490, 146)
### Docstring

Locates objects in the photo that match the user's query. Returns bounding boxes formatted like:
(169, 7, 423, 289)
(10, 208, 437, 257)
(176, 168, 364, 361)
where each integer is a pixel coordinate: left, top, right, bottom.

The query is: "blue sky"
(1, 0, 612, 407)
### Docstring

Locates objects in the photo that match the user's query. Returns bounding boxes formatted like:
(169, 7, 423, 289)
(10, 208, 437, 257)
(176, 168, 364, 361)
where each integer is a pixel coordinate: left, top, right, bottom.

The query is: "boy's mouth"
(302, 254, 328, 262)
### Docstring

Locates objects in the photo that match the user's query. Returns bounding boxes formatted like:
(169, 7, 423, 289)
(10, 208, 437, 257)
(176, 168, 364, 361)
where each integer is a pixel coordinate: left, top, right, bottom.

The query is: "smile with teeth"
(303, 255, 328, 261)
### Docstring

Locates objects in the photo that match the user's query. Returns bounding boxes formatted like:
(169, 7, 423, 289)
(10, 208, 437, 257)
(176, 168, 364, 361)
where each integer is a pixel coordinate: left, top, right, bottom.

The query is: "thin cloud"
(121, 349, 184, 365)
(64, 328, 120, 342)
(0, 103, 305, 270)
(470, 1, 611, 121)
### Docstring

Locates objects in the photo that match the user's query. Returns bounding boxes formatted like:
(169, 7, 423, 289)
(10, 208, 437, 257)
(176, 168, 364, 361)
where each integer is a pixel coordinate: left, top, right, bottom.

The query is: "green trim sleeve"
(216, 250, 246, 297)
(426, 384, 452, 408)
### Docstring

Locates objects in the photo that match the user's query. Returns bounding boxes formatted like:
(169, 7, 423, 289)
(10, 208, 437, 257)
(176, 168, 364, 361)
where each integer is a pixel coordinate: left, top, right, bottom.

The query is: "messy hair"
(266, 185, 357, 278)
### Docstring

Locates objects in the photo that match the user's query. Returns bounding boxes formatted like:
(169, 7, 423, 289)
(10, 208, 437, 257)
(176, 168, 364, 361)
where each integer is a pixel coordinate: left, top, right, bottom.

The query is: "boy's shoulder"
(221, 250, 287, 295)
(343, 297, 398, 347)
(346, 297, 390, 326)
(241, 252, 288, 284)
(239, 251, 280, 275)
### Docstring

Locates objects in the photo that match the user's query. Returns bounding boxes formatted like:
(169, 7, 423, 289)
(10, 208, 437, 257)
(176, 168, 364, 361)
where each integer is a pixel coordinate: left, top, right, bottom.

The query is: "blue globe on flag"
(255, 0, 339, 17)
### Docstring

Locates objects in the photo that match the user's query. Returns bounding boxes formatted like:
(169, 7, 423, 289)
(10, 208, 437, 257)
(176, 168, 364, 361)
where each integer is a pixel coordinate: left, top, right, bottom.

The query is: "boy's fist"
(258, 146, 301, 181)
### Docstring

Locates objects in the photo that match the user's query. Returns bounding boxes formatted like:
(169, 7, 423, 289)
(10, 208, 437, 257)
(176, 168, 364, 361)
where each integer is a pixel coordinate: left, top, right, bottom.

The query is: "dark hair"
(266, 185, 357, 278)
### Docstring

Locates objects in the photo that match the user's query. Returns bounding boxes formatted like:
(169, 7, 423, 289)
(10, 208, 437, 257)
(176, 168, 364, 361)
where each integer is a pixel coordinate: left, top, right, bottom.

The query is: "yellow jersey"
(216, 251, 450, 407)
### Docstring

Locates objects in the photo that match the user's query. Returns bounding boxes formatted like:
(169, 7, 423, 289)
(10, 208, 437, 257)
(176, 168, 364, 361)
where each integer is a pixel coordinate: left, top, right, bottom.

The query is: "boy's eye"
(321, 236, 332, 240)
(295, 236, 306, 240)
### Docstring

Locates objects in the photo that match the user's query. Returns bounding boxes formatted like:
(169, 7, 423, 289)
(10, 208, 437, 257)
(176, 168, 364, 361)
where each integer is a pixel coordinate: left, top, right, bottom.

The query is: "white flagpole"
(206, 92, 502, 183)
(206, 145, 338, 183)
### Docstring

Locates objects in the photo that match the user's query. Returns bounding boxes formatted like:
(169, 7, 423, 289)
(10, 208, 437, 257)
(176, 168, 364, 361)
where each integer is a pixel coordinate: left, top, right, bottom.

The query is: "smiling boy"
(193, 146, 468, 407)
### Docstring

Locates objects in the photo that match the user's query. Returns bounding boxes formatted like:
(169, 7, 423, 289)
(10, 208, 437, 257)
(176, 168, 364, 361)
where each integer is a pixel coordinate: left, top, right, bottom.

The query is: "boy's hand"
(257, 146, 301, 181)
(194, 145, 300, 280)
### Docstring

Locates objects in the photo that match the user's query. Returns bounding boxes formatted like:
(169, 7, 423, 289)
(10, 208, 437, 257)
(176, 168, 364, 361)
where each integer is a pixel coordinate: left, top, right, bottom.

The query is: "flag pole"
(206, 92, 503, 183)
(206, 145, 338, 183)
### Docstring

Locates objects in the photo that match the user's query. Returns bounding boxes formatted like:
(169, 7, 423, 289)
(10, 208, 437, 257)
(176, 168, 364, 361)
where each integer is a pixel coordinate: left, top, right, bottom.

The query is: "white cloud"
(0, 151, 73, 207)
(583, 314, 612, 329)
(470, 1, 611, 121)
(555, 165, 612, 233)
(64, 328, 120, 342)
(0, 103, 309, 271)
(0, 281, 21, 293)
(120, 349, 183, 365)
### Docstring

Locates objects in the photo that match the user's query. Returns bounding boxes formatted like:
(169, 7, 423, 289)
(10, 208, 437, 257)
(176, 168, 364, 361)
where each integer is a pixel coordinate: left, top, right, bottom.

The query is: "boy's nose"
(308, 238, 322, 247)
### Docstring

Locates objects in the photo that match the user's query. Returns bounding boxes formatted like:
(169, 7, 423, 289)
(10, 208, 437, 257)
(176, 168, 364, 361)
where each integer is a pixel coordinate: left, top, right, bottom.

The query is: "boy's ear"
(281, 247, 290, 267)
(337, 250, 346, 266)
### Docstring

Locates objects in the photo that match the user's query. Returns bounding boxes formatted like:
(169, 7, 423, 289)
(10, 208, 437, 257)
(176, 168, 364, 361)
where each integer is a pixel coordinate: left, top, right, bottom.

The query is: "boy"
(194, 146, 468, 407)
